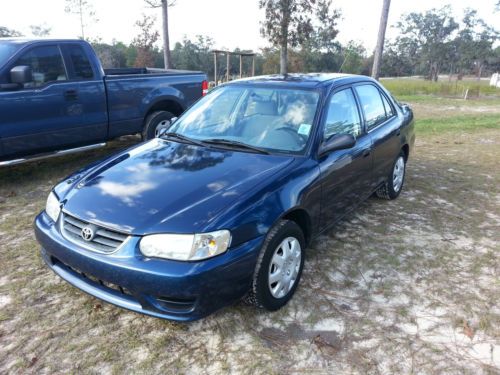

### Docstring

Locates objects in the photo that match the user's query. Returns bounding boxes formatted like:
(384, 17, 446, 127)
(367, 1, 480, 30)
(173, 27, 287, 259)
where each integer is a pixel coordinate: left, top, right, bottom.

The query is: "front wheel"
(376, 151, 406, 200)
(142, 110, 175, 140)
(246, 220, 305, 311)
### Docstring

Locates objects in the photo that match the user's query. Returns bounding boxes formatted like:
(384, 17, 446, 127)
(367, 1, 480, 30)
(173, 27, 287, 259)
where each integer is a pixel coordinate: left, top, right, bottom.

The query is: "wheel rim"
(154, 119, 170, 137)
(268, 237, 302, 299)
(392, 156, 405, 192)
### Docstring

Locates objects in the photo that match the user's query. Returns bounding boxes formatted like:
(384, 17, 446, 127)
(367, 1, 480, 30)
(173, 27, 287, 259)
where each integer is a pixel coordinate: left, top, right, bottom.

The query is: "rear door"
(353, 84, 401, 189)
(318, 87, 373, 228)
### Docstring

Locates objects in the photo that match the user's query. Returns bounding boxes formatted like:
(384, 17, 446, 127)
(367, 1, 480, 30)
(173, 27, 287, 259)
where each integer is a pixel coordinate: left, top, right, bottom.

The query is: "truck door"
(0, 44, 106, 160)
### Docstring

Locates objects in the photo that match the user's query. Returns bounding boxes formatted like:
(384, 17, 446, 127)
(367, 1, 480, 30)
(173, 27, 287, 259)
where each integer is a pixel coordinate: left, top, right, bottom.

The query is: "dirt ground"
(0, 99, 499, 374)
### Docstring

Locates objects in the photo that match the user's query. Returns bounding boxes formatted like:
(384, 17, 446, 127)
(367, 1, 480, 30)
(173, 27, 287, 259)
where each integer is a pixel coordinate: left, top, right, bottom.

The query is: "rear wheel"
(246, 220, 305, 311)
(142, 110, 175, 140)
(376, 151, 406, 200)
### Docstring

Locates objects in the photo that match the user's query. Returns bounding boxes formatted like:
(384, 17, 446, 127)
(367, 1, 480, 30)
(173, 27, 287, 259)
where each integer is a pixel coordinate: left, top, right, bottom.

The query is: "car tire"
(376, 151, 406, 200)
(245, 220, 305, 311)
(142, 110, 175, 140)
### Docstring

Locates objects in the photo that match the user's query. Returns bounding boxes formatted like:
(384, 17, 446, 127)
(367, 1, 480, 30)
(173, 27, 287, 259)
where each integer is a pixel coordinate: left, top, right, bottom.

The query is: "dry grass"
(0, 98, 499, 374)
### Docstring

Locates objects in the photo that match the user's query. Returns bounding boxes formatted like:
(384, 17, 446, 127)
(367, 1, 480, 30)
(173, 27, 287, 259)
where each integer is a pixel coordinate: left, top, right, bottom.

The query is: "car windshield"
(0, 42, 21, 68)
(169, 85, 320, 154)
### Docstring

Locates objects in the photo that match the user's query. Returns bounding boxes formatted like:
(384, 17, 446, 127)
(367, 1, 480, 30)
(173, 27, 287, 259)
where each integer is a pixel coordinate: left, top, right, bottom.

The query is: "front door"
(318, 87, 373, 230)
(0, 44, 105, 160)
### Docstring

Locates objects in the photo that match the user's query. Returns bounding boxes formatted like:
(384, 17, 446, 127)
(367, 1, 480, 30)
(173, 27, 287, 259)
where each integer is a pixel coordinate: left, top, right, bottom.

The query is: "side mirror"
(319, 134, 356, 157)
(10, 65, 32, 85)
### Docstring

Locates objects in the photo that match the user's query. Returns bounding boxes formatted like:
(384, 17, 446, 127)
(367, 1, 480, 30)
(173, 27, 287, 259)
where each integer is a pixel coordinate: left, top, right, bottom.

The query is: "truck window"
(14, 46, 67, 88)
(67, 45, 94, 79)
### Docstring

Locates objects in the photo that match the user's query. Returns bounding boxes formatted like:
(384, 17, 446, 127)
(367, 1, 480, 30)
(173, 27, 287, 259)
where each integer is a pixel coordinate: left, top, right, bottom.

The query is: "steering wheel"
(275, 127, 308, 146)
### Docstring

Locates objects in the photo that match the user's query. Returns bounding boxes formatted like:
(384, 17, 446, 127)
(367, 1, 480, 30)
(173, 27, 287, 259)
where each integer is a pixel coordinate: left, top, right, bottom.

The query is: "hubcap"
(154, 119, 170, 137)
(268, 237, 302, 299)
(393, 156, 405, 192)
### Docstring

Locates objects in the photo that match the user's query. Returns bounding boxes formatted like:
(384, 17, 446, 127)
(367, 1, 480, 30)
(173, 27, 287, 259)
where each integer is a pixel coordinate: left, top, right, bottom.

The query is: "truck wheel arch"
(144, 99, 184, 122)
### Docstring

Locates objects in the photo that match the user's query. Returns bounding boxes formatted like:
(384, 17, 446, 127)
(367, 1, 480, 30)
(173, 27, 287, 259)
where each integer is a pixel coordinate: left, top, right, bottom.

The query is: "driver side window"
(14, 45, 67, 88)
(324, 88, 362, 140)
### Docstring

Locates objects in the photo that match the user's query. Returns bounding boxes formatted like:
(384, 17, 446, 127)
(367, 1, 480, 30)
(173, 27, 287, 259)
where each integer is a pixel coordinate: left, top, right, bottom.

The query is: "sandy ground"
(0, 118, 499, 374)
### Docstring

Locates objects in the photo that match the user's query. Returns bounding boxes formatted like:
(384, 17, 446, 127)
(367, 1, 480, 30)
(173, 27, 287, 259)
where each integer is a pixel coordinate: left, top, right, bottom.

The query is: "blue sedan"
(34, 73, 415, 321)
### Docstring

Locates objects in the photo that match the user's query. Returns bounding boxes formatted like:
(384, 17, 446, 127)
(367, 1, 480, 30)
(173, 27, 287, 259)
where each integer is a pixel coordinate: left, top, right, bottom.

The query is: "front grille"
(61, 213, 129, 253)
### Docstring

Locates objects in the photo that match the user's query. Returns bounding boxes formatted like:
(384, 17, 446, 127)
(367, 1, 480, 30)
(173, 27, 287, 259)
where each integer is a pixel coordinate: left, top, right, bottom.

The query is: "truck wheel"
(245, 220, 305, 311)
(142, 111, 175, 140)
(376, 151, 406, 200)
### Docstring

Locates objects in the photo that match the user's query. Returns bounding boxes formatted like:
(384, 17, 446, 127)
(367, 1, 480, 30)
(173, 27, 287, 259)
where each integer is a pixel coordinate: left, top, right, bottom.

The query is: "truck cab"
(0, 39, 207, 165)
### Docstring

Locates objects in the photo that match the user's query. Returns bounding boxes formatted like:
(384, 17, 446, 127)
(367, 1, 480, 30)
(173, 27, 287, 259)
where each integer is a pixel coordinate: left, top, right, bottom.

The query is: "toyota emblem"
(81, 226, 95, 242)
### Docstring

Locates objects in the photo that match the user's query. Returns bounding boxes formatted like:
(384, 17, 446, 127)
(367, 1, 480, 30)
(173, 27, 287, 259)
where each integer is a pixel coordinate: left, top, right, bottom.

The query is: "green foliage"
(132, 14, 161, 67)
(381, 79, 500, 97)
(384, 7, 499, 80)
(416, 114, 500, 134)
(259, 0, 341, 73)
(0, 26, 23, 37)
(29, 24, 51, 37)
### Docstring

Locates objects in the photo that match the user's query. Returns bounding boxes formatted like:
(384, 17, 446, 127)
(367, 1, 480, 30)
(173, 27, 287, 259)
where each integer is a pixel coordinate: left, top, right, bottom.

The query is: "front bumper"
(34, 212, 264, 321)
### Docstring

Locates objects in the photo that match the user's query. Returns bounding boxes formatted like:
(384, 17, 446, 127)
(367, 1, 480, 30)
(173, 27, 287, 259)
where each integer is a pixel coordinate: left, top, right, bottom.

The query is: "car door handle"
(64, 89, 78, 100)
(362, 149, 371, 158)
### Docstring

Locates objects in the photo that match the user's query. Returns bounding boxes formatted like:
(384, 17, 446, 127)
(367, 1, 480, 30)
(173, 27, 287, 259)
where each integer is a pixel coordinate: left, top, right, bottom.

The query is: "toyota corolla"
(34, 74, 415, 321)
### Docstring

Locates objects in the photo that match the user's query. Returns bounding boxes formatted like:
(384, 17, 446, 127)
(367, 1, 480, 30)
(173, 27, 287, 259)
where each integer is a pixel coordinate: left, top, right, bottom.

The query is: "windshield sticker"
(298, 124, 311, 136)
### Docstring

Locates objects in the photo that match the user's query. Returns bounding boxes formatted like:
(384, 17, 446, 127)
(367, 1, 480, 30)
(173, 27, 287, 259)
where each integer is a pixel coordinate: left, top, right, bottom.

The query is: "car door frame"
(314, 82, 374, 232)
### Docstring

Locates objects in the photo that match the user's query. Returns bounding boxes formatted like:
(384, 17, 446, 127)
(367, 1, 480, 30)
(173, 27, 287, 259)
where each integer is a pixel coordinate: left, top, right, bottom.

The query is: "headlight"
(139, 230, 231, 261)
(45, 192, 61, 222)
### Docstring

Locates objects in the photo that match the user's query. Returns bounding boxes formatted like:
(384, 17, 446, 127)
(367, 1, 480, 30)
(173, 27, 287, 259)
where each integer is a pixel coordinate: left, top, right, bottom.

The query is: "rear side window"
(380, 92, 395, 117)
(324, 88, 362, 139)
(68, 45, 94, 79)
(355, 84, 387, 130)
(14, 46, 67, 87)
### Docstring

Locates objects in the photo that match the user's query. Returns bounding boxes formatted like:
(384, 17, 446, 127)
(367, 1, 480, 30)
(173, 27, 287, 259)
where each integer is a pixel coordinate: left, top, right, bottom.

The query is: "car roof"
(228, 73, 377, 89)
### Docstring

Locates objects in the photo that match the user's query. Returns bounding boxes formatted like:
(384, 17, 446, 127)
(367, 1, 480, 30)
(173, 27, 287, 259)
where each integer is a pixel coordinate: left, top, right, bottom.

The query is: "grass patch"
(381, 78, 500, 98)
(416, 114, 500, 134)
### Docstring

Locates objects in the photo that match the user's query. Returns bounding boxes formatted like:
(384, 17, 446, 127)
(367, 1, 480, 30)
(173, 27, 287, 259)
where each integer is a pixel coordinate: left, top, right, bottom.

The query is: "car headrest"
(253, 100, 277, 116)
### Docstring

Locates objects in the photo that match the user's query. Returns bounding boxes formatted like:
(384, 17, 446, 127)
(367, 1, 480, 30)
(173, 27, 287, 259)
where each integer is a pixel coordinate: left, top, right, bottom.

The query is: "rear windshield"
(0, 42, 22, 68)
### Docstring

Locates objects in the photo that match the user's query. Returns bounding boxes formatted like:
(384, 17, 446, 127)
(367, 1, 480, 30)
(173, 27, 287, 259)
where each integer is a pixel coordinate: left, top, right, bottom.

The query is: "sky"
(1, 0, 499, 52)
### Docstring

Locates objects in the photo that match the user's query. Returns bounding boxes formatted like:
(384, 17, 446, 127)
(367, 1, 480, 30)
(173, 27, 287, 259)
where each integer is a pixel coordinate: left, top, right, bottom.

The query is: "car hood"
(62, 139, 294, 234)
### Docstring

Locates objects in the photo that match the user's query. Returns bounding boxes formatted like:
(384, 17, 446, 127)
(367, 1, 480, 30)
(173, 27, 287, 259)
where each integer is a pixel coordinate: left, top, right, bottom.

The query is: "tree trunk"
(280, 42, 288, 75)
(79, 0, 85, 39)
(477, 61, 483, 81)
(161, 0, 172, 69)
(371, 0, 391, 80)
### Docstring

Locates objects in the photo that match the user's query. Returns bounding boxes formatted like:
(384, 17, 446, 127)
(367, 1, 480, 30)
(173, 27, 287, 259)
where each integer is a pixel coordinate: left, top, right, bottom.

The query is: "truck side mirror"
(10, 65, 32, 85)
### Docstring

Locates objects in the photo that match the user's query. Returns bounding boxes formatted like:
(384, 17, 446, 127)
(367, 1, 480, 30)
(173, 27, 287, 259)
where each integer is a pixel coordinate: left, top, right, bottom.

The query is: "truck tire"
(142, 111, 175, 140)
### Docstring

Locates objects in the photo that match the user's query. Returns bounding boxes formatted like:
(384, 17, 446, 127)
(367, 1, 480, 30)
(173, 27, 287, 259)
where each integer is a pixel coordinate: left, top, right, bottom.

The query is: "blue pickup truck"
(0, 39, 208, 166)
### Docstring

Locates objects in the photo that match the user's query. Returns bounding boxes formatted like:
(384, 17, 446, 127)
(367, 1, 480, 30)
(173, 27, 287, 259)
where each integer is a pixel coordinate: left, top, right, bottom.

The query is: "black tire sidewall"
(254, 220, 305, 311)
(387, 152, 406, 199)
(143, 111, 175, 140)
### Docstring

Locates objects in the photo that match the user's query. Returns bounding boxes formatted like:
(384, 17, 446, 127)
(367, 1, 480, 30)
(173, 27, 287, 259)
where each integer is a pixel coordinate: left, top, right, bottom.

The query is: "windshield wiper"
(202, 138, 270, 155)
(162, 132, 206, 147)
